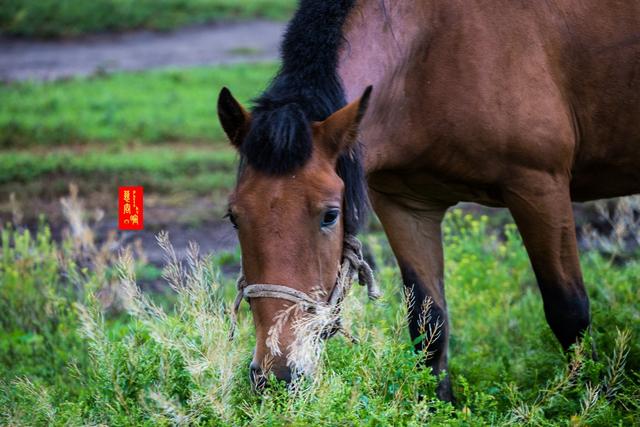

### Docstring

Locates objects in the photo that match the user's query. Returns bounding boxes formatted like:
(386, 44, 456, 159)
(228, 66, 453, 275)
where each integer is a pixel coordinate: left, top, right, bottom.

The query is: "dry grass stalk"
(12, 378, 56, 423)
(403, 286, 443, 360)
(148, 391, 190, 426)
(117, 248, 167, 323)
(287, 302, 338, 377)
(603, 328, 631, 400)
(116, 231, 241, 420)
(508, 329, 632, 426)
(9, 192, 23, 226)
(266, 304, 299, 357)
(508, 341, 586, 424)
(155, 230, 184, 292)
(577, 382, 601, 424)
(417, 296, 444, 360)
(60, 183, 96, 254)
(58, 184, 124, 310)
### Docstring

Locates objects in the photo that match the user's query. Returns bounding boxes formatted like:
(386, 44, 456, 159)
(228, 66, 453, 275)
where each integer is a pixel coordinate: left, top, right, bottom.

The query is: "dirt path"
(0, 21, 284, 81)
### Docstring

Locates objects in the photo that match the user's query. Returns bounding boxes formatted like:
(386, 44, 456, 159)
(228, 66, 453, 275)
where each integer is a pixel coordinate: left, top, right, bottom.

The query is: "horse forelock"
(238, 0, 368, 233)
(242, 102, 312, 174)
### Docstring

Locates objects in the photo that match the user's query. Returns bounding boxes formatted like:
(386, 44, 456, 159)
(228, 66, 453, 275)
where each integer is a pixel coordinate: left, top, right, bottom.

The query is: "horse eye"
(224, 210, 238, 229)
(321, 209, 340, 228)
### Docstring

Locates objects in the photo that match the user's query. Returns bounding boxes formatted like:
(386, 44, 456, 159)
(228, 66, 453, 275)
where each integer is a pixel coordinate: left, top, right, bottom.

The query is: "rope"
(229, 234, 380, 340)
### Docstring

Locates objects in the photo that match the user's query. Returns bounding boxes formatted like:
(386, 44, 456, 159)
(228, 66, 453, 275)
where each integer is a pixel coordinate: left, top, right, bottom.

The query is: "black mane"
(240, 0, 368, 234)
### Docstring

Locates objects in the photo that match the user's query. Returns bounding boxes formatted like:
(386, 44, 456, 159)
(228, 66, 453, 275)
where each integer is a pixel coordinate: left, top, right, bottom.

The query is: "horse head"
(217, 86, 373, 388)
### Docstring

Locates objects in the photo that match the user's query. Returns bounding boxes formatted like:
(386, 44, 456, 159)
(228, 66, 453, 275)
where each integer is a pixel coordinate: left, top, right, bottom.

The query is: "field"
(1, 205, 639, 425)
(0, 63, 278, 148)
(1, 42, 639, 425)
(0, 63, 277, 230)
(0, 0, 296, 38)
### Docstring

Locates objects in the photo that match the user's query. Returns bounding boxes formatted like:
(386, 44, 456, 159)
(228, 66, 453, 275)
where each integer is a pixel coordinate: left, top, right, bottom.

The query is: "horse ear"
(316, 86, 372, 160)
(217, 87, 251, 148)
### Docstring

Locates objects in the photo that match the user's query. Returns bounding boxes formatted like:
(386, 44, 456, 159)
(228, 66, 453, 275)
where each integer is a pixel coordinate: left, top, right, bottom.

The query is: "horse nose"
(249, 361, 292, 390)
(274, 366, 293, 383)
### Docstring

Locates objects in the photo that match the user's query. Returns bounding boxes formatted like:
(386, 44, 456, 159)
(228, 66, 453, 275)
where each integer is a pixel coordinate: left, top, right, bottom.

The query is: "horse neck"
(337, 0, 432, 173)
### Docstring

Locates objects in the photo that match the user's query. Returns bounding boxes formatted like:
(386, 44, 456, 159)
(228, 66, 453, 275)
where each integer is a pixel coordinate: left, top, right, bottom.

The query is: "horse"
(217, 0, 640, 400)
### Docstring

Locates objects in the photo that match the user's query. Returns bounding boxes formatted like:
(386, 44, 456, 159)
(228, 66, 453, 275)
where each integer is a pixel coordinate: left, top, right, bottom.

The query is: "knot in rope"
(229, 234, 380, 340)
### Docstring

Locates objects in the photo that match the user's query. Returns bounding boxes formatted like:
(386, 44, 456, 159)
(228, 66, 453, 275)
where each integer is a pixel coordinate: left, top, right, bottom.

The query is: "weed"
(0, 199, 638, 425)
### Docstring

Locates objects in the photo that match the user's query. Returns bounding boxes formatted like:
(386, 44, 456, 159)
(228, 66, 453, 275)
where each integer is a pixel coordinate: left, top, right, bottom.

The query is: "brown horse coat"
(218, 0, 640, 400)
(339, 0, 639, 400)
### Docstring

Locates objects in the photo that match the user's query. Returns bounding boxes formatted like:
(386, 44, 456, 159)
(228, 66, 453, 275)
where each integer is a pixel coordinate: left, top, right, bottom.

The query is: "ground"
(0, 22, 284, 81)
(1, 205, 639, 425)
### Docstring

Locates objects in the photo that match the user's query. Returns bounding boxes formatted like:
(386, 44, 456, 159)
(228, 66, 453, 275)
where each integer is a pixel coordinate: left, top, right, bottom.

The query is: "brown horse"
(217, 0, 640, 400)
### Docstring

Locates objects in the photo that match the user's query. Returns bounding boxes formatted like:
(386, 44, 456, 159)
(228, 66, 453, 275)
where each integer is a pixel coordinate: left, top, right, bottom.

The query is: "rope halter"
(229, 234, 381, 340)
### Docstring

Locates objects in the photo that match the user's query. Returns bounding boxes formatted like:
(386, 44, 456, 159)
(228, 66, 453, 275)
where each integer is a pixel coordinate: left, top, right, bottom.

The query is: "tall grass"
(1, 203, 638, 425)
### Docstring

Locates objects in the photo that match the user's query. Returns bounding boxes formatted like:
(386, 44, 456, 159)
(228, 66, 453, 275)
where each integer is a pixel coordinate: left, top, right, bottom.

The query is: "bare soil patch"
(0, 21, 284, 81)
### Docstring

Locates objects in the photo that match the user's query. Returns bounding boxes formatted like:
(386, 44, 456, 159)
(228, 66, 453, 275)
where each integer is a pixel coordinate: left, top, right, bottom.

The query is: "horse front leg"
(504, 172, 591, 351)
(370, 189, 453, 401)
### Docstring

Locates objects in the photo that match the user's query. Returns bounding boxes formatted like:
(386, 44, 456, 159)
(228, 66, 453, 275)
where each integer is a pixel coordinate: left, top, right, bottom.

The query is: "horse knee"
(540, 280, 590, 350)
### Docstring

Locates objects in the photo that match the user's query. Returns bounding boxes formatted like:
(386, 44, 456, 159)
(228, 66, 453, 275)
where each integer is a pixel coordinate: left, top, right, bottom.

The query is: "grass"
(0, 62, 278, 223)
(1, 208, 638, 425)
(0, 0, 296, 38)
(0, 63, 276, 226)
(0, 146, 237, 199)
(0, 63, 278, 149)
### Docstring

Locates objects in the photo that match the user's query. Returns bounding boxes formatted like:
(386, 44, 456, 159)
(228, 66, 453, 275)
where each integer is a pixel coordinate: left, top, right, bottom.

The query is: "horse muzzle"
(249, 361, 292, 391)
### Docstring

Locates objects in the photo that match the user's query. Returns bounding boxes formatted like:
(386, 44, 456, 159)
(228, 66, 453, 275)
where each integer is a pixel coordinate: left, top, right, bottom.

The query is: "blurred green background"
(0, 1, 293, 228)
(0, 0, 295, 38)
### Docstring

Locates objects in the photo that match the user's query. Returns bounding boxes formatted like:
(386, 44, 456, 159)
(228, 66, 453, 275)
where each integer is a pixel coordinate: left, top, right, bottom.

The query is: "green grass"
(0, 63, 278, 149)
(0, 63, 276, 217)
(0, 146, 237, 198)
(0, 0, 296, 38)
(1, 212, 639, 425)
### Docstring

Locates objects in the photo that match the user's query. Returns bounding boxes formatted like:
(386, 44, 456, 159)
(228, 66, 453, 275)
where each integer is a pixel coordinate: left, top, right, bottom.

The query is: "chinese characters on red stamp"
(118, 186, 144, 230)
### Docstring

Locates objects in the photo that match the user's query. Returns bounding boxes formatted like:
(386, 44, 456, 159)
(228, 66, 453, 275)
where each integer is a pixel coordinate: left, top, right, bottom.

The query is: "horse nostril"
(249, 362, 260, 376)
(249, 362, 294, 391)
(275, 366, 293, 384)
(249, 362, 267, 391)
